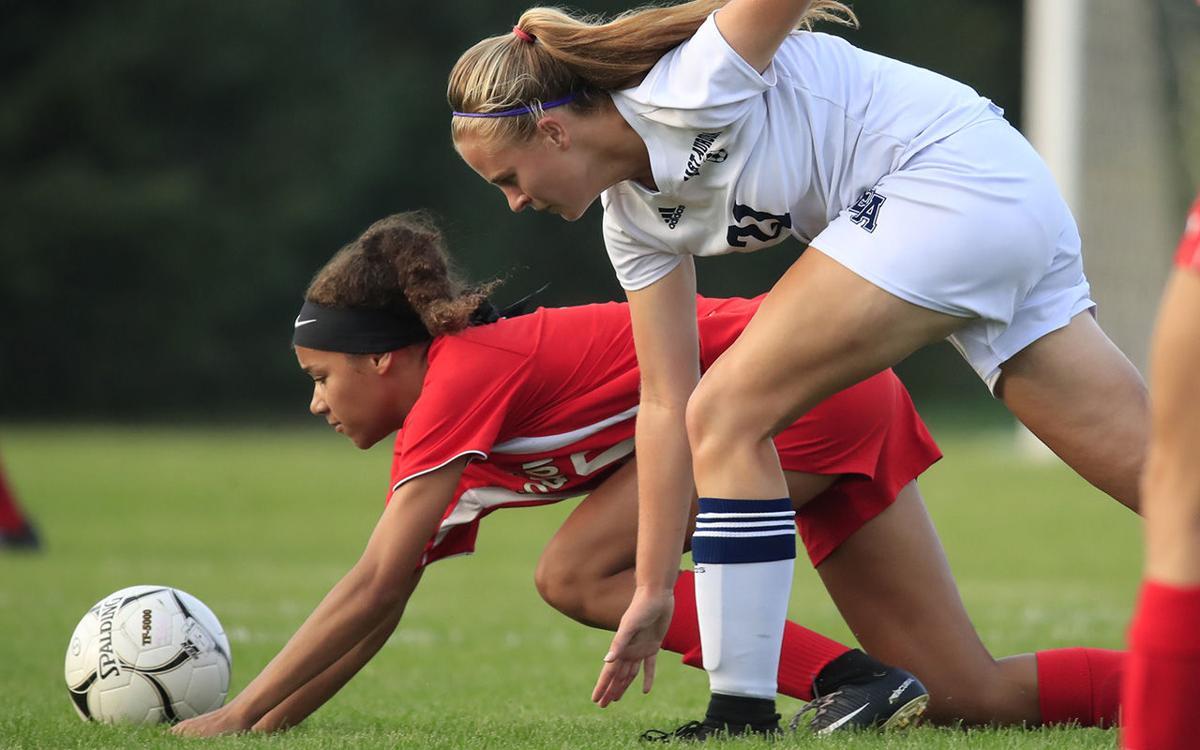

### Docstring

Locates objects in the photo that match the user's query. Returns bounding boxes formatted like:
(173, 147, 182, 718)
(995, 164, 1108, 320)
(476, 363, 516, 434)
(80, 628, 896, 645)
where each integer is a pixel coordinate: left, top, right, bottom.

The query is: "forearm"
(226, 563, 405, 727)
(633, 400, 696, 593)
(252, 601, 405, 732)
(172, 463, 465, 738)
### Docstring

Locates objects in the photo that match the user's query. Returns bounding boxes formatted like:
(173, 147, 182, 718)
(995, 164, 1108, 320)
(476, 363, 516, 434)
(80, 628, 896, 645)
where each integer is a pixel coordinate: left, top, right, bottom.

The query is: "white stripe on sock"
(692, 529, 798, 538)
(696, 511, 795, 520)
(695, 519, 798, 529)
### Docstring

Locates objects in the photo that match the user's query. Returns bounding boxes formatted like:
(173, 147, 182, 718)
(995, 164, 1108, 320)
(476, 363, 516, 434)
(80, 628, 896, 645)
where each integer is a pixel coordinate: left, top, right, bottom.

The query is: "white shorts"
(811, 116, 1095, 393)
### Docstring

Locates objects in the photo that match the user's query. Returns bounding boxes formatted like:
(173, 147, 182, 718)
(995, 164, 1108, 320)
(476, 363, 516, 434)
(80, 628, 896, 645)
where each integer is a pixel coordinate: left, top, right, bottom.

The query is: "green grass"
(0, 419, 1140, 749)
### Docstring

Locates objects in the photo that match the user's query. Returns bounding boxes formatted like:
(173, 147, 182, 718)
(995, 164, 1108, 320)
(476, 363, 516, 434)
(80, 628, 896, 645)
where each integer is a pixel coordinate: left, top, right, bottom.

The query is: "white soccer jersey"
(602, 12, 1001, 291)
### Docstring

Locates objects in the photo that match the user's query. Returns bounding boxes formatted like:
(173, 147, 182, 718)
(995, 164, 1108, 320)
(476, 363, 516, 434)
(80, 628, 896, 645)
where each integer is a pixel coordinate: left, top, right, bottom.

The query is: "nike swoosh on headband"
(294, 318, 318, 328)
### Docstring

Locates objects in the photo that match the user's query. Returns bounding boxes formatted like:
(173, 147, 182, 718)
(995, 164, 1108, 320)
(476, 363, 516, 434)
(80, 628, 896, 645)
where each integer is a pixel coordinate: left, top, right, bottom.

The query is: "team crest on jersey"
(726, 203, 793, 248)
(849, 189, 886, 233)
(658, 205, 686, 229)
(683, 131, 723, 181)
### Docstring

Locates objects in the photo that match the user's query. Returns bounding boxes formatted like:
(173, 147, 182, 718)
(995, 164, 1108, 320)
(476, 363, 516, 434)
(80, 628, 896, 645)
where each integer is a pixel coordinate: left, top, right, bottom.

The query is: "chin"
(561, 199, 595, 222)
(349, 431, 385, 450)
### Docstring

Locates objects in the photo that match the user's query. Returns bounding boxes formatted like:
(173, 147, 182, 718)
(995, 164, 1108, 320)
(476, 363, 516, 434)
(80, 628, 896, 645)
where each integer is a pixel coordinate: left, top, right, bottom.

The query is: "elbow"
(354, 561, 409, 615)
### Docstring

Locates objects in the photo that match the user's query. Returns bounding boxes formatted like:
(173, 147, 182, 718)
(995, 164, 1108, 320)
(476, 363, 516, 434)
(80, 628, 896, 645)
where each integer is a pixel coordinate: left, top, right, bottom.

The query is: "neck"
(591, 96, 657, 191)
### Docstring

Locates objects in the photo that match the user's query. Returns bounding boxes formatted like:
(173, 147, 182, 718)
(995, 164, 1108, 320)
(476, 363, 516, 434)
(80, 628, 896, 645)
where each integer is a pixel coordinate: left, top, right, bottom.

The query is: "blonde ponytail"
(449, 0, 857, 144)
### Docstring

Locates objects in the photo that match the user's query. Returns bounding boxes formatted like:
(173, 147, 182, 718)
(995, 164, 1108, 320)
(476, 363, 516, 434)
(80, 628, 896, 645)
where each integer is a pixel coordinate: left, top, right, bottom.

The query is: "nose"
(310, 387, 328, 416)
(504, 187, 531, 214)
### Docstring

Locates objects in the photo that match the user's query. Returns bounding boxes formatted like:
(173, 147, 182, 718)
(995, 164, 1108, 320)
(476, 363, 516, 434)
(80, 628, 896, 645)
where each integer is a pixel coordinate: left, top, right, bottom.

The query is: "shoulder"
(612, 13, 774, 132)
(602, 193, 686, 292)
(432, 312, 544, 362)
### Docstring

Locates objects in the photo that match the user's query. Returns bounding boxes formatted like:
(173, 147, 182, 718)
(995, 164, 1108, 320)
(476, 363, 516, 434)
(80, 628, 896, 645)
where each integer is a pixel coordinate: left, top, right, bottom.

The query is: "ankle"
(705, 692, 779, 726)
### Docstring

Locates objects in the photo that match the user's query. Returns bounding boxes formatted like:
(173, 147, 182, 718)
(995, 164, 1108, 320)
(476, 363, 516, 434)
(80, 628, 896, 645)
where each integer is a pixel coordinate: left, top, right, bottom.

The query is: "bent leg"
(813, 478, 1123, 727)
(535, 458, 851, 700)
(688, 249, 964, 500)
(535, 457, 838, 626)
(534, 458, 643, 630)
(818, 481, 1038, 726)
(998, 312, 1148, 512)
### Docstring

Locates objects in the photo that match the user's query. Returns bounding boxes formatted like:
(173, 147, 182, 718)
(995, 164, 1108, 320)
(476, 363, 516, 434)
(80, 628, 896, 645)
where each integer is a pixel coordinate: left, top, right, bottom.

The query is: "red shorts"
(1176, 197, 1200, 272)
(418, 369, 940, 570)
(776, 370, 942, 566)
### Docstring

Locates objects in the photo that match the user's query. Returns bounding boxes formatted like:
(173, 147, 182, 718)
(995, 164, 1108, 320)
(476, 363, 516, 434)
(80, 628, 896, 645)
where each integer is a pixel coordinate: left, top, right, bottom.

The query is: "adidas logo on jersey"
(659, 205, 686, 229)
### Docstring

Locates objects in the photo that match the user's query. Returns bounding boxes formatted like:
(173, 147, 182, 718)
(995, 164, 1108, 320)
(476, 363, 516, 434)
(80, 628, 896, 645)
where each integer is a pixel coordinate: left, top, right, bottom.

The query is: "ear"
(535, 115, 570, 150)
(370, 351, 394, 374)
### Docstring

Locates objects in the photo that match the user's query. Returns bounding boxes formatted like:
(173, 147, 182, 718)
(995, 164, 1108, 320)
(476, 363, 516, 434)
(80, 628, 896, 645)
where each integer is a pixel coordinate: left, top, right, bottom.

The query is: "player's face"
(455, 119, 602, 222)
(295, 346, 408, 449)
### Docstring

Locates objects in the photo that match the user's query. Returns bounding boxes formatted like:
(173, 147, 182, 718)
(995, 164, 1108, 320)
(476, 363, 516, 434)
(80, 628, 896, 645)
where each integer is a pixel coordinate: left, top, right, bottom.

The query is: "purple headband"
(452, 94, 576, 119)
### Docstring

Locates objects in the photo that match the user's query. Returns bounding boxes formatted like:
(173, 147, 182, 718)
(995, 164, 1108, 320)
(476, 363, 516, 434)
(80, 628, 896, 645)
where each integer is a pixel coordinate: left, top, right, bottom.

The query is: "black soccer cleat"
(641, 694, 781, 742)
(791, 651, 928, 735)
(0, 520, 41, 551)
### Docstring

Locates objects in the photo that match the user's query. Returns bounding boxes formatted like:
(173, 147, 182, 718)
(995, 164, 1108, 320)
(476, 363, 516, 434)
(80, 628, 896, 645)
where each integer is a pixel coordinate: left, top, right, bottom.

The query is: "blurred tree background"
(0, 1, 1192, 419)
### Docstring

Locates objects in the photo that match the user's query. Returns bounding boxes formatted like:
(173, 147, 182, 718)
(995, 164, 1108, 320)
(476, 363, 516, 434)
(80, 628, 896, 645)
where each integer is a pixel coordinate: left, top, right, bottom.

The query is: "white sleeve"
(603, 204, 684, 292)
(621, 12, 777, 130)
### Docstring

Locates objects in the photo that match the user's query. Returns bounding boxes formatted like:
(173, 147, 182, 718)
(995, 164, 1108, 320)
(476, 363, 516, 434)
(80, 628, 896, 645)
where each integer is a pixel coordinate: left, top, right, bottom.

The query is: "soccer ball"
(63, 585, 232, 724)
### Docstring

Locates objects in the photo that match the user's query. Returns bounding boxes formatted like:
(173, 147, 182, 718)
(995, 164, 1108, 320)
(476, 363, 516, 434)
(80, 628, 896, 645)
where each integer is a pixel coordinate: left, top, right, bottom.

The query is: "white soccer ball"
(64, 585, 232, 724)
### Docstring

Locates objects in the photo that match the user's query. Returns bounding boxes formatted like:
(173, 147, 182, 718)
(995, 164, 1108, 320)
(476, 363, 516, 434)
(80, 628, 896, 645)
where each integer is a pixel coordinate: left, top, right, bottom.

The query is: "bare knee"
(685, 377, 724, 463)
(686, 376, 772, 466)
(534, 555, 589, 622)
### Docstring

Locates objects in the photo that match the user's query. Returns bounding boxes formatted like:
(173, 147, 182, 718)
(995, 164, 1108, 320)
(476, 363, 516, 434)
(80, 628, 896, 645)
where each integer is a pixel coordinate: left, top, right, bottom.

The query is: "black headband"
(291, 301, 431, 353)
(291, 286, 548, 353)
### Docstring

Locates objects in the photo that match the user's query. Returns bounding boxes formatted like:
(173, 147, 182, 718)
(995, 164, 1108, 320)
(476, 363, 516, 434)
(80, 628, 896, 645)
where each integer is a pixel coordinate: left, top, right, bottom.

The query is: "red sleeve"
(1176, 196, 1200, 272)
(414, 467, 488, 569)
(413, 461, 566, 569)
(389, 335, 532, 493)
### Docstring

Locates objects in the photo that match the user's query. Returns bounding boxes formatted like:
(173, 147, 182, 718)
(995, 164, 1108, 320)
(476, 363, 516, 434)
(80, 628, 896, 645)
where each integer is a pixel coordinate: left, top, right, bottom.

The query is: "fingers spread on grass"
(593, 657, 641, 707)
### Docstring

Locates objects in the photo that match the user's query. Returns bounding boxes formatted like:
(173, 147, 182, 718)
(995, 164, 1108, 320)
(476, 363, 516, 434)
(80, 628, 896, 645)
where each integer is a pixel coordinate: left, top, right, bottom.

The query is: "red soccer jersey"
(1176, 196, 1200, 272)
(389, 297, 941, 568)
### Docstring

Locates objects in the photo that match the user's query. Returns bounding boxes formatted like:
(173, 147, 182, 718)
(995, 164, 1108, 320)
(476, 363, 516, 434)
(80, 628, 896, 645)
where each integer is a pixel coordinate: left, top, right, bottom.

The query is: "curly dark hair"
(305, 211, 499, 337)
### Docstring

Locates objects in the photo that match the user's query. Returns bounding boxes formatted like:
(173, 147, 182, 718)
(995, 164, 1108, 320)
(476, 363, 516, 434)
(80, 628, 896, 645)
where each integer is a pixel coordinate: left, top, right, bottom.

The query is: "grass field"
(0, 417, 1140, 749)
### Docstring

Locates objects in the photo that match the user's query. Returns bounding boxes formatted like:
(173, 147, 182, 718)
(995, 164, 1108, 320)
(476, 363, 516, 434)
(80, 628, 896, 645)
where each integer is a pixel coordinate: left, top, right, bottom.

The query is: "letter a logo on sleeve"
(848, 189, 886, 233)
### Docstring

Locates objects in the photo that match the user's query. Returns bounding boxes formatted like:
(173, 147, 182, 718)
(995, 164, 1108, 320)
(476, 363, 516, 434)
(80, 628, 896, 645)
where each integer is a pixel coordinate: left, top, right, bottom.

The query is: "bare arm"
(251, 572, 422, 733)
(593, 258, 700, 706)
(714, 0, 815, 73)
(628, 260, 701, 595)
(174, 459, 467, 736)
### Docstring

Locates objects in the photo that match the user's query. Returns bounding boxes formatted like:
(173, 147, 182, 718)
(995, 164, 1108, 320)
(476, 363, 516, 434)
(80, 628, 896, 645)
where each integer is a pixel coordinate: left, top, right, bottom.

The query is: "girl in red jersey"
(176, 213, 1123, 738)
(1123, 196, 1200, 750)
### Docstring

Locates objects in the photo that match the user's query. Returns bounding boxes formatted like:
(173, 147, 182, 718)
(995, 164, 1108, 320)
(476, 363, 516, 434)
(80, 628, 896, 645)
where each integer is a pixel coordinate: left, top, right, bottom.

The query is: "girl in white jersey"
(449, 0, 1149, 737)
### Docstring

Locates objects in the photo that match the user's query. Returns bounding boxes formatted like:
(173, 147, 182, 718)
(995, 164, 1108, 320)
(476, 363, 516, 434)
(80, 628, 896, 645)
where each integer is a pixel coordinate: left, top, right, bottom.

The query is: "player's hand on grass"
(592, 586, 673, 707)
(171, 703, 253, 737)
